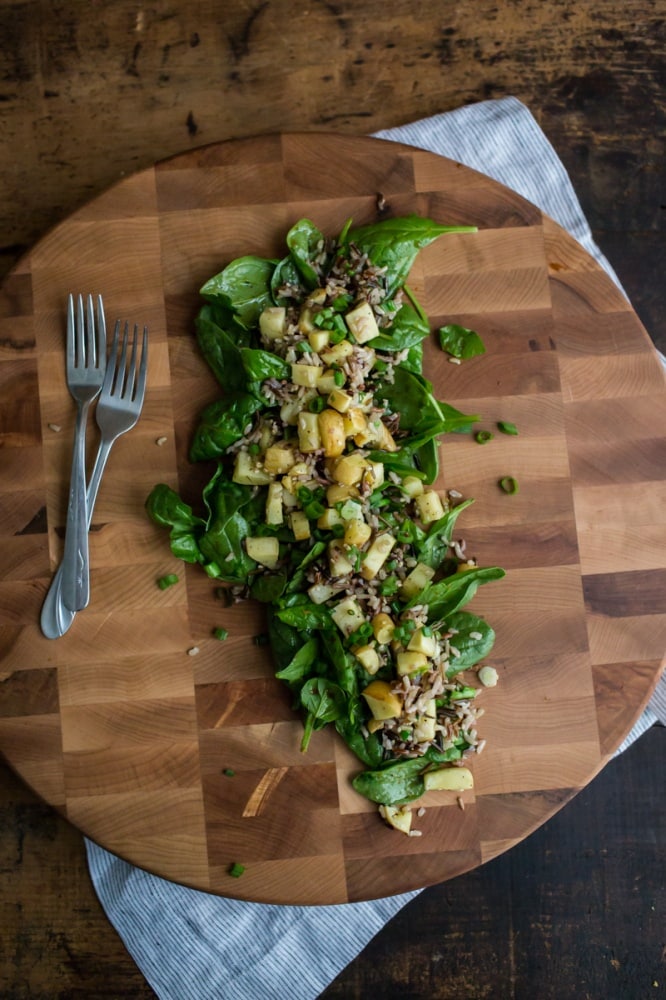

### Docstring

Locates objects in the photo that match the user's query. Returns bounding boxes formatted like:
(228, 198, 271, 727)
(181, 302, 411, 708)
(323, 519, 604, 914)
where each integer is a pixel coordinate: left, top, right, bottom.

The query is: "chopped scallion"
(157, 573, 179, 590)
(498, 476, 519, 495)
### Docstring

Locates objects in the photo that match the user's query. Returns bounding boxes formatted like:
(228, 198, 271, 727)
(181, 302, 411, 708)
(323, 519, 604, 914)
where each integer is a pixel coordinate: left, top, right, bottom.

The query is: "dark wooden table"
(1, 2, 664, 997)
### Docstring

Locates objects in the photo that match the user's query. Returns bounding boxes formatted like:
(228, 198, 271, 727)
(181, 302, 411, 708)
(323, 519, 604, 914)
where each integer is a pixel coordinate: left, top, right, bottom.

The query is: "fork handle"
(40, 436, 115, 638)
(60, 401, 93, 612)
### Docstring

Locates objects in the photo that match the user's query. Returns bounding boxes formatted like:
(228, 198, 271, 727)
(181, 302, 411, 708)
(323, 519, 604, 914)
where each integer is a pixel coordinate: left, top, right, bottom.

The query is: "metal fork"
(40, 320, 149, 639)
(60, 294, 107, 613)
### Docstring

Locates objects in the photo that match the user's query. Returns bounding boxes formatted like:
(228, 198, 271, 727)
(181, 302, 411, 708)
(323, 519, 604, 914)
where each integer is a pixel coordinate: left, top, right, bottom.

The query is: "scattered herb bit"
(474, 430, 493, 444)
(498, 476, 519, 494)
(497, 421, 518, 435)
(438, 323, 486, 359)
(157, 573, 179, 590)
(223, 768, 236, 777)
(213, 626, 229, 641)
(228, 862, 245, 878)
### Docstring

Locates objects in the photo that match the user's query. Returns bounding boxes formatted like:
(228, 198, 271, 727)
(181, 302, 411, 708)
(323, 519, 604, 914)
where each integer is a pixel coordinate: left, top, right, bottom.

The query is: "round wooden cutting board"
(1, 133, 664, 905)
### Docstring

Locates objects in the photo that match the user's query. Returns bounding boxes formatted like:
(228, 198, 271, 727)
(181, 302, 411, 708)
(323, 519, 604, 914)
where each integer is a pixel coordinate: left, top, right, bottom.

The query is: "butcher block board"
(1, 133, 664, 905)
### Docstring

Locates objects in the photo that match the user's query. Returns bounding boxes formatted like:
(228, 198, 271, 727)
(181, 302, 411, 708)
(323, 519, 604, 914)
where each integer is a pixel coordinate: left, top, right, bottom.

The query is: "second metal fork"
(60, 294, 106, 613)
(41, 319, 149, 638)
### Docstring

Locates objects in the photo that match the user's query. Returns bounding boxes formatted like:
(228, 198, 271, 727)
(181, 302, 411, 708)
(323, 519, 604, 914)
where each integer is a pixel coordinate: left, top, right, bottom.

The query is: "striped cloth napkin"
(85, 96, 665, 1000)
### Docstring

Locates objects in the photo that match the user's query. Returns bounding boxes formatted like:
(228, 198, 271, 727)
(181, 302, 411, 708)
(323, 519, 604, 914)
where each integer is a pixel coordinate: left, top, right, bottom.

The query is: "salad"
(146, 215, 504, 835)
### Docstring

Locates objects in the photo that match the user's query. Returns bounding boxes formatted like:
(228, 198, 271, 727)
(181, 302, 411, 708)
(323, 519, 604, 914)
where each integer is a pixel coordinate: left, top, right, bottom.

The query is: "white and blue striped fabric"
(85, 96, 664, 1000)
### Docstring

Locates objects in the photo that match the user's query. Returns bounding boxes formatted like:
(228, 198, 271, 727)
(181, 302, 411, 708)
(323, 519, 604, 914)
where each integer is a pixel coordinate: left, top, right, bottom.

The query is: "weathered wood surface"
(0, 0, 664, 994)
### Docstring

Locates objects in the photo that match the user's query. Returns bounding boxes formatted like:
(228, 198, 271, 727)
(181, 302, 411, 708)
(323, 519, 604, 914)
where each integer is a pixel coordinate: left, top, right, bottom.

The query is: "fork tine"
(66, 293, 75, 367)
(76, 294, 85, 367)
(85, 294, 96, 367)
(114, 321, 130, 395)
(101, 320, 121, 395)
(123, 325, 139, 399)
(135, 326, 149, 405)
(96, 294, 106, 370)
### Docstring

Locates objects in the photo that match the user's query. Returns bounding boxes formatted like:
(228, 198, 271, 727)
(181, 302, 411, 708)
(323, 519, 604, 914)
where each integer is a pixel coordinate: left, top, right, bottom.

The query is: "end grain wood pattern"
(0, 134, 664, 905)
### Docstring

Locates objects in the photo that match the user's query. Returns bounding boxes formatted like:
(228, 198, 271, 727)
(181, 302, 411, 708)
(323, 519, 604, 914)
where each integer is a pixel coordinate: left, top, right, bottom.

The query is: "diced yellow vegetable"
(306, 288, 327, 306)
(396, 651, 428, 676)
(343, 408, 368, 438)
(415, 490, 446, 524)
(265, 482, 284, 525)
(291, 363, 322, 388)
(326, 483, 359, 505)
(297, 411, 321, 452)
(259, 306, 286, 340)
(423, 766, 474, 792)
(371, 612, 395, 645)
(316, 369, 340, 394)
(361, 532, 396, 580)
(402, 475, 424, 498)
(297, 306, 317, 335)
(245, 536, 279, 569)
(354, 644, 381, 674)
(367, 718, 384, 734)
(318, 408, 346, 457)
(232, 451, 273, 486)
(331, 596, 366, 636)
(317, 507, 344, 531)
(327, 387, 353, 413)
(307, 329, 330, 352)
(345, 301, 380, 344)
(354, 418, 398, 452)
(407, 628, 438, 657)
(328, 540, 354, 577)
(343, 518, 372, 548)
(332, 453, 367, 486)
(413, 700, 437, 742)
(263, 442, 297, 475)
(361, 679, 402, 719)
(289, 510, 311, 541)
(307, 581, 340, 605)
(365, 461, 385, 489)
(379, 804, 412, 834)
(320, 340, 354, 366)
(399, 562, 436, 600)
(280, 391, 316, 426)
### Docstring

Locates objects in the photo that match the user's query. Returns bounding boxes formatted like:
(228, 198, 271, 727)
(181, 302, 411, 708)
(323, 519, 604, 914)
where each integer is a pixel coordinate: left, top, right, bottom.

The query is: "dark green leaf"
(189, 392, 264, 461)
(411, 566, 505, 619)
(200, 255, 276, 328)
(417, 499, 475, 568)
(444, 611, 496, 675)
(286, 218, 326, 288)
(438, 324, 486, 359)
(275, 637, 320, 683)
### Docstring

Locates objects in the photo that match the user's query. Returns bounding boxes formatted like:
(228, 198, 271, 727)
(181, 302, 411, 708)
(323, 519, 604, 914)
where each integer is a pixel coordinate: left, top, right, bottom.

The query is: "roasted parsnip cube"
(318, 408, 346, 457)
(307, 581, 339, 605)
(263, 442, 297, 475)
(413, 700, 437, 742)
(396, 650, 428, 676)
(399, 562, 436, 600)
(361, 532, 396, 580)
(331, 596, 366, 636)
(316, 369, 340, 394)
(332, 452, 367, 486)
(415, 490, 446, 524)
(297, 306, 317, 335)
(379, 804, 412, 835)
(232, 451, 273, 486)
(407, 627, 438, 658)
(307, 329, 330, 352)
(289, 510, 311, 541)
(371, 612, 395, 645)
(423, 766, 474, 792)
(362, 679, 402, 719)
(320, 340, 354, 365)
(317, 507, 344, 531)
(291, 363, 322, 389)
(326, 483, 359, 505)
(365, 461, 385, 488)
(402, 475, 424, 498)
(345, 300, 380, 344)
(343, 518, 372, 548)
(245, 536, 279, 569)
(328, 540, 354, 577)
(306, 288, 327, 306)
(265, 482, 284, 525)
(354, 644, 381, 675)
(354, 418, 398, 452)
(343, 408, 368, 438)
(297, 411, 321, 452)
(327, 387, 353, 413)
(259, 306, 286, 341)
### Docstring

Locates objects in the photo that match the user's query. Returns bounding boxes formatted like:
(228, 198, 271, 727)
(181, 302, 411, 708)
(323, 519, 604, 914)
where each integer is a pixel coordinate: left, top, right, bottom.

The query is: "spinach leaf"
(351, 745, 466, 804)
(417, 498, 475, 568)
(324, 632, 358, 700)
(285, 541, 327, 594)
(438, 323, 486, 359)
(145, 484, 205, 563)
(275, 602, 334, 632)
(300, 677, 346, 751)
(275, 637, 320, 683)
(345, 216, 476, 296)
(336, 714, 384, 768)
(267, 612, 305, 673)
(250, 570, 288, 603)
(239, 347, 290, 382)
(286, 218, 325, 289)
(271, 254, 303, 303)
(200, 255, 276, 328)
(198, 471, 263, 583)
(189, 391, 264, 461)
(372, 301, 431, 354)
(195, 306, 250, 389)
(444, 611, 496, 675)
(410, 566, 505, 619)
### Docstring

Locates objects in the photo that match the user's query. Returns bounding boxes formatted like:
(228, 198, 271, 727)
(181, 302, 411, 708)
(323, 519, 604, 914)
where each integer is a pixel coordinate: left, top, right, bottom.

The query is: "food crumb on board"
(187, 646, 200, 656)
(457, 796, 465, 811)
(155, 436, 168, 446)
(48, 423, 62, 432)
